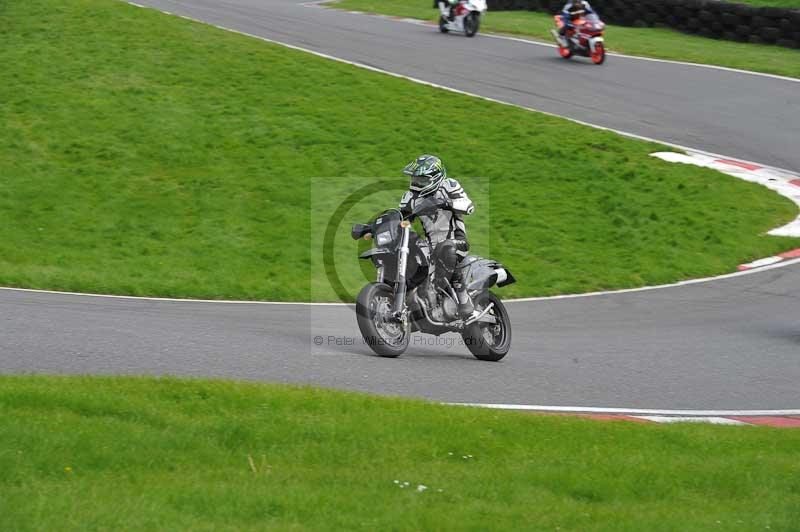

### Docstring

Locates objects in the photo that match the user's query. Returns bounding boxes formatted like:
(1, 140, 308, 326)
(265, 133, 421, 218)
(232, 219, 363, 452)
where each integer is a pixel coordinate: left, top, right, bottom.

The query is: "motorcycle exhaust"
(415, 291, 492, 329)
(414, 291, 449, 327)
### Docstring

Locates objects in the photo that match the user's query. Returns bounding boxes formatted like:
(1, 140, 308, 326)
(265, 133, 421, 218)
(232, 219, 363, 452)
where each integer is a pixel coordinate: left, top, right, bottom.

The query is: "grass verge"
(333, 0, 800, 79)
(737, 0, 800, 7)
(1, 0, 798, 302)
(1, 375, 799, 530)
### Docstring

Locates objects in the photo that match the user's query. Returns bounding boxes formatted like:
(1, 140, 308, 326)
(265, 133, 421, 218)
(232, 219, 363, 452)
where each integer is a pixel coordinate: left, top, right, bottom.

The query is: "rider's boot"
(453, 280, 474, 318)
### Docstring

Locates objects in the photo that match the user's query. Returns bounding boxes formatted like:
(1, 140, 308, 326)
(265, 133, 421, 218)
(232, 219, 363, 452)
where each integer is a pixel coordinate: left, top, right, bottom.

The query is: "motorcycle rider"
(438, 0, 459, 21)
(399, 155, 475, 318)
(559, 0, 595, 38)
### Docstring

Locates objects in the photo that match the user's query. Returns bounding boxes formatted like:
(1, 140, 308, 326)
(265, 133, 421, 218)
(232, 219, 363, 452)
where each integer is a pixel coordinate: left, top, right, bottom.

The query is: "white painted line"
(635, 415, 750, 425)
(313, 2, 800, 83)
(448, 403, 800, 416)
(4, 256, 800, 306)
(503, 257, 800, 303)
(0, 286, 352, 306)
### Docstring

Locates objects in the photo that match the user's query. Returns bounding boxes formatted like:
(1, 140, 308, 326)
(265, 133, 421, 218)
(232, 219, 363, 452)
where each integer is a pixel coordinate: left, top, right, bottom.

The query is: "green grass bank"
(1, 0, 798, 302)
(1, 375, 799, 530)
(736, 0, 800, 7)
(333, 0, 800, 79)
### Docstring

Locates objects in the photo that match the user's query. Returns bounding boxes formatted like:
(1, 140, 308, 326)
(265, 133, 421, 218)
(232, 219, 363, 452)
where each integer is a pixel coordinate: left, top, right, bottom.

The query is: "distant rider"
(399, 155, 475, 318)
(559, 1, 594, 37)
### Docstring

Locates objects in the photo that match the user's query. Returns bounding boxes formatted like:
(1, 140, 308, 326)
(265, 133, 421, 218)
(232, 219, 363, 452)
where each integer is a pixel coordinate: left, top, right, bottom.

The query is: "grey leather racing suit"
(399, 178, 474, 247)
(399, 178, 474, 310)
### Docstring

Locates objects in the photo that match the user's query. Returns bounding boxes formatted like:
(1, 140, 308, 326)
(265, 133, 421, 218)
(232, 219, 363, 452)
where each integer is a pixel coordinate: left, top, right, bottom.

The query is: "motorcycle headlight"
(376, 231, 393, 246)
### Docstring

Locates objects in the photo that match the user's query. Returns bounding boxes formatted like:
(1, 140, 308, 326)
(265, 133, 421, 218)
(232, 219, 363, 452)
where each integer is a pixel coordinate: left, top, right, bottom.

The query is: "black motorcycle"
(350, 200, 515, 361)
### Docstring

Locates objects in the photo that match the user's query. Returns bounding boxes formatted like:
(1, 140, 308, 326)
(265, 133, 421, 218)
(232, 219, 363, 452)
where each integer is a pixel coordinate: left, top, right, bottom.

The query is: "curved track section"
(3, 260, 800, 409)
(133, 0, 800, 170)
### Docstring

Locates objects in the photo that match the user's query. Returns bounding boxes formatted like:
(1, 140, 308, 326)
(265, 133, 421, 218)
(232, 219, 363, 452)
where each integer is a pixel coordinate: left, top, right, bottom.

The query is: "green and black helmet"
(403, 154, 446, 196)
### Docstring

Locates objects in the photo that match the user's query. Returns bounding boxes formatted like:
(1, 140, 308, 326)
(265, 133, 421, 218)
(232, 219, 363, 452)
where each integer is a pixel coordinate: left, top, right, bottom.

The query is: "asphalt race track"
(3, 261, 800, 409)
(2, 0, 800, 410)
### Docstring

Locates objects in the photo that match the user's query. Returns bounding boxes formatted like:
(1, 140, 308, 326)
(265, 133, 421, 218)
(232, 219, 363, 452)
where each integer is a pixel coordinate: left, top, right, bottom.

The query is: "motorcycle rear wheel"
(464, 12, 479, 37)
(356, 282, 409, 358)
(462, 291, 511, 361)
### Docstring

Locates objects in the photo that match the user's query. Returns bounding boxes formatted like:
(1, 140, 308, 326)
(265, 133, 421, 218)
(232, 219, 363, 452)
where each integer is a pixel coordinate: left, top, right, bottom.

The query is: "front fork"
(393, 224, 411, 315)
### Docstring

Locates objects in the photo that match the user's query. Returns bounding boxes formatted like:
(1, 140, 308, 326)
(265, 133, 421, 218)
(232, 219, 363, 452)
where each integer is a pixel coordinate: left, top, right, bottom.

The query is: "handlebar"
(350, 197, 451, 240)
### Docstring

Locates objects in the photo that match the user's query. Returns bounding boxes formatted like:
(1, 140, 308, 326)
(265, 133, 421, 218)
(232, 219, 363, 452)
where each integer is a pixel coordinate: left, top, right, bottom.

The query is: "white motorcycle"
(438, 0, 487, 38)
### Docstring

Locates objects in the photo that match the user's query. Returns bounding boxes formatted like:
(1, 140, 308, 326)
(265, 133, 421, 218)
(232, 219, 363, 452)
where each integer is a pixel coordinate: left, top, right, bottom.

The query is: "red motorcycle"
(551, 13, 606, 65)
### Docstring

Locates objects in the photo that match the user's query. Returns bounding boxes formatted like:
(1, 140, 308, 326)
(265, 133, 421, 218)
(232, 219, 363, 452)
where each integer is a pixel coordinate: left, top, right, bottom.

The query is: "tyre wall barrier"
(487, 0, 800, 49)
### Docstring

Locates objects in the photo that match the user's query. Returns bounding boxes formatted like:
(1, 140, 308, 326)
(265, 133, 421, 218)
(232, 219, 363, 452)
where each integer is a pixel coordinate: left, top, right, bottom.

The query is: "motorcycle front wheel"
(591, 42, 605, 64)
(464, 12, 479, 37)
(439, 16, 449, 33)
(356, 283, 410, 358)
(558, 45, 573, 59)
(462, 291, 511, 361)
